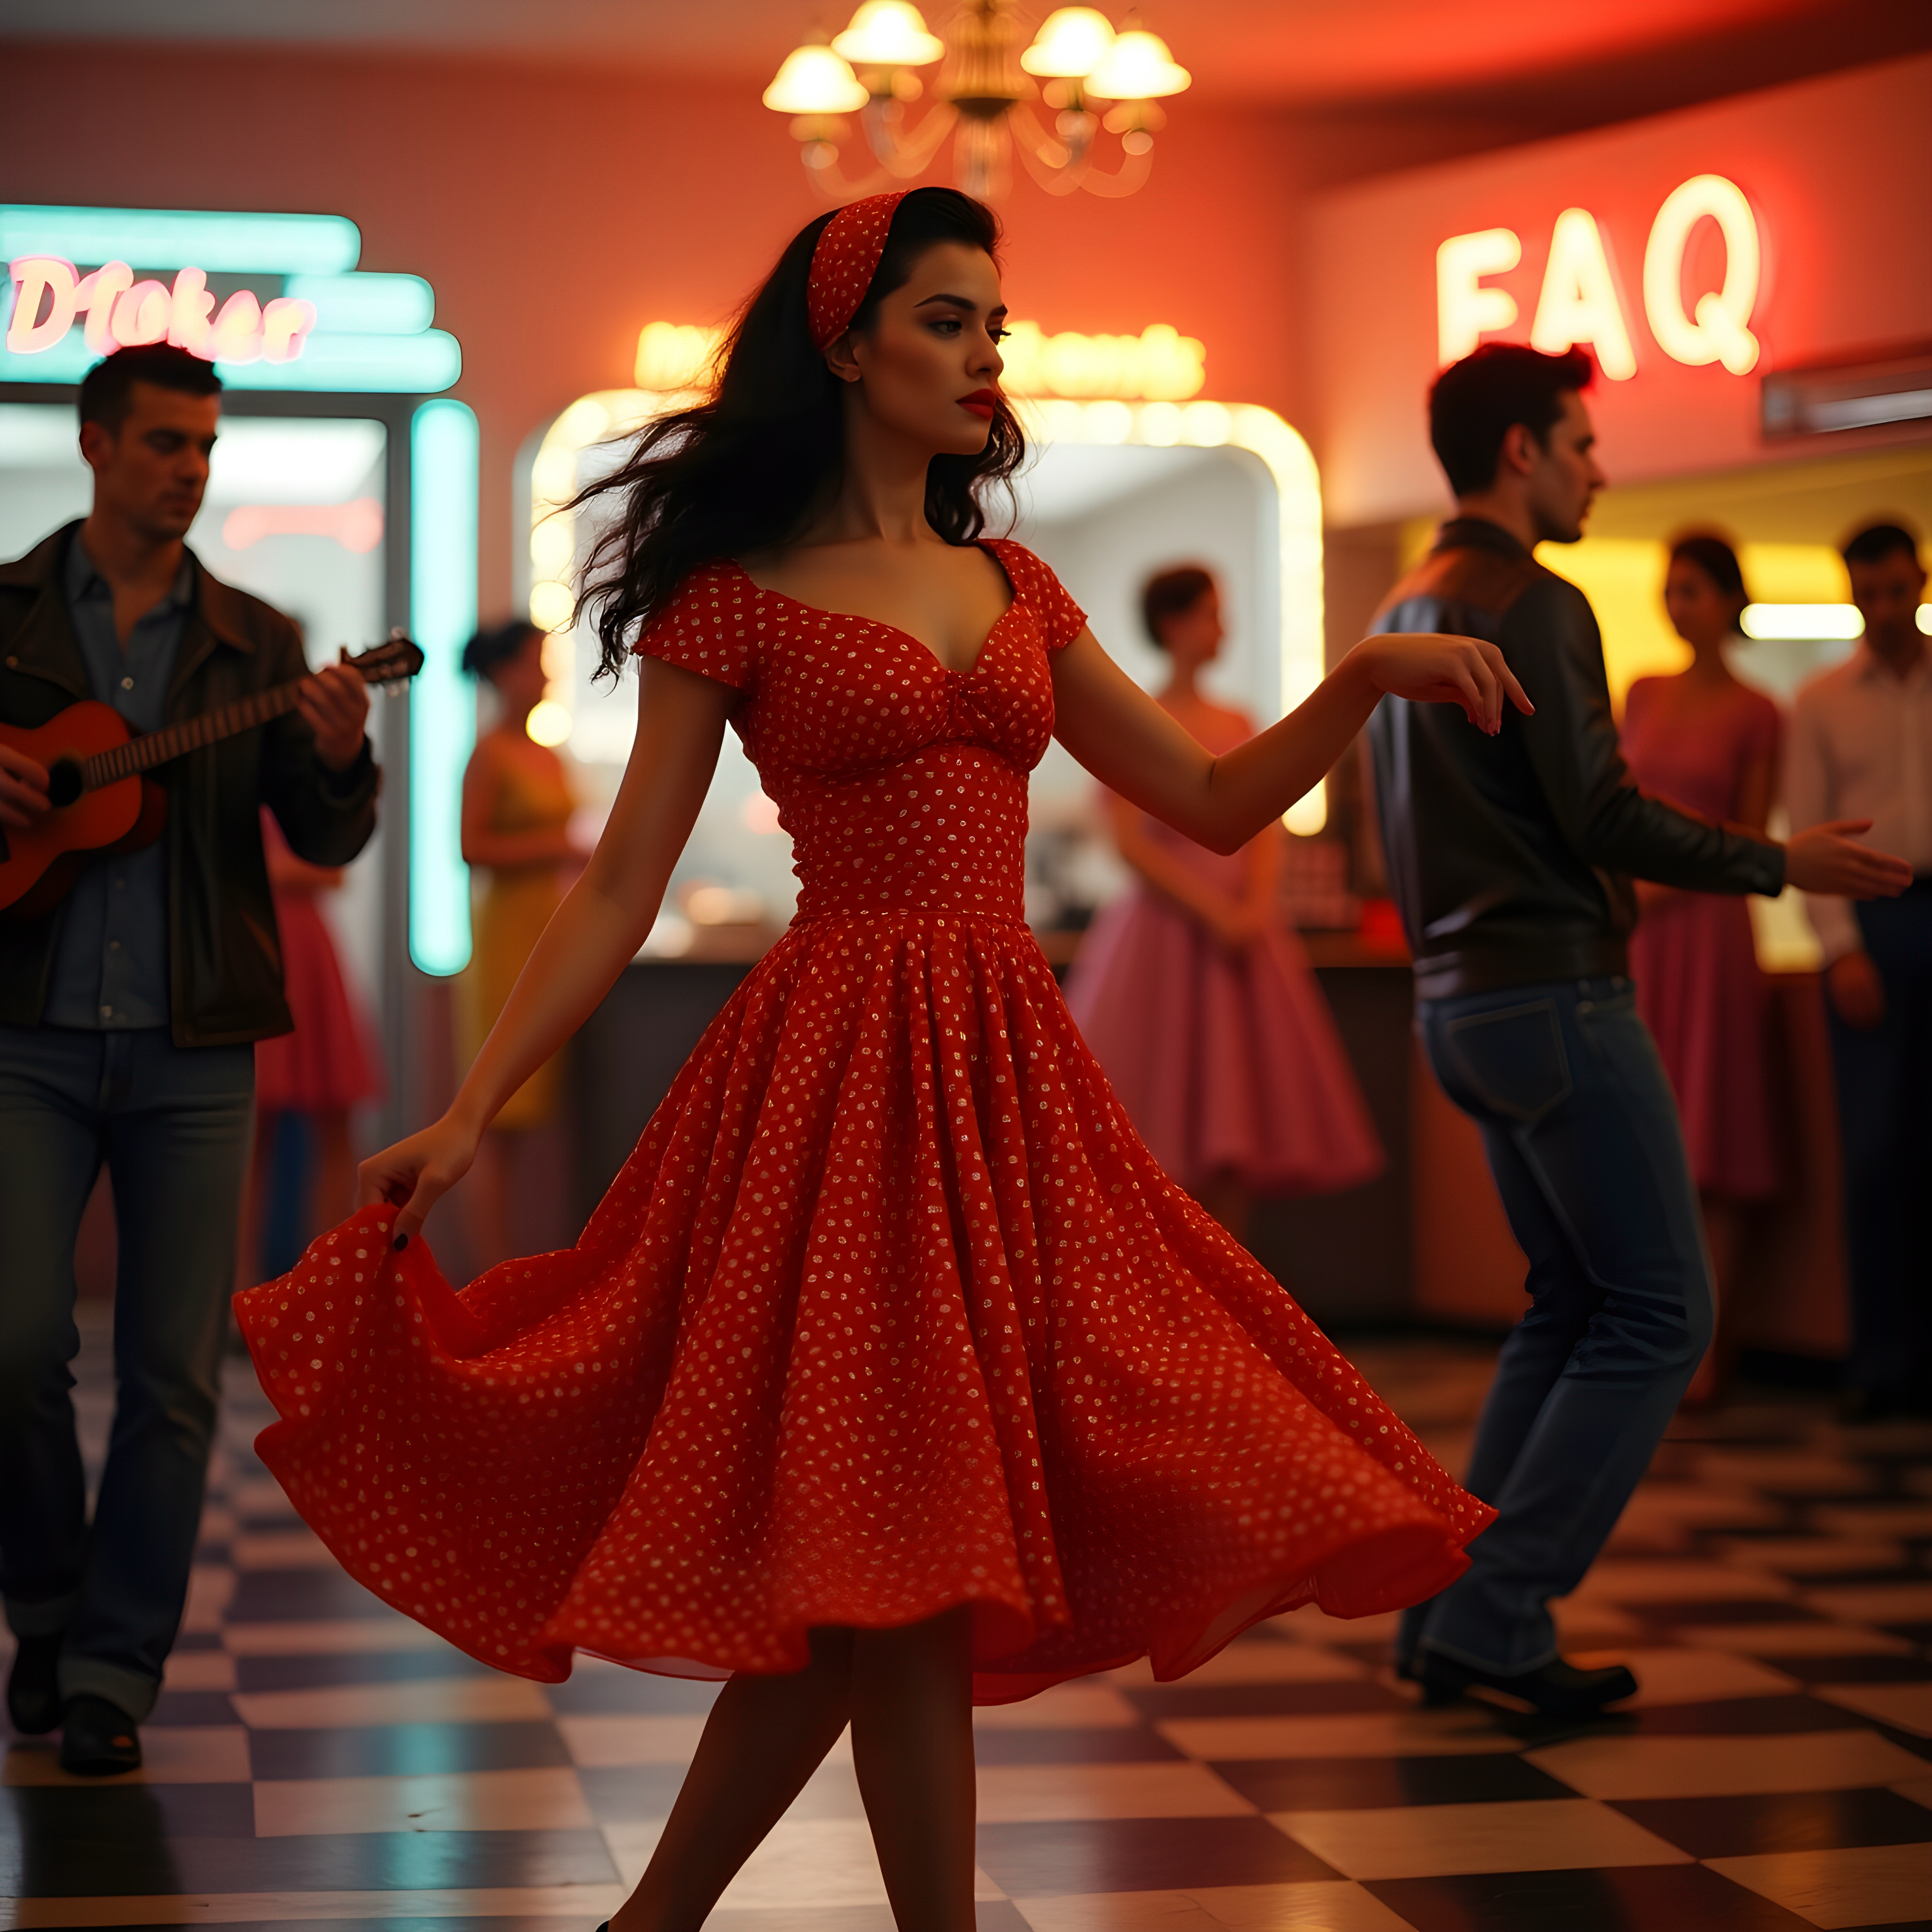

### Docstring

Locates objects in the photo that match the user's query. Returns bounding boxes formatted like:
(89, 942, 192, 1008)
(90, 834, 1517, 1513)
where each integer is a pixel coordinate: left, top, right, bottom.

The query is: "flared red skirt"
(236, 911, 1490, 1702)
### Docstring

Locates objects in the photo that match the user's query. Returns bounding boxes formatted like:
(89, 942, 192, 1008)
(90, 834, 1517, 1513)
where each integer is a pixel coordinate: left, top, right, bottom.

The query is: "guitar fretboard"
(80, 682, 308, 790)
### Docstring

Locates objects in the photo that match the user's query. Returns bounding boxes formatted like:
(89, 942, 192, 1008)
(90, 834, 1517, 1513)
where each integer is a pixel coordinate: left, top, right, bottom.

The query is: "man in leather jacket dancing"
(1366, 342, 1907, 1715)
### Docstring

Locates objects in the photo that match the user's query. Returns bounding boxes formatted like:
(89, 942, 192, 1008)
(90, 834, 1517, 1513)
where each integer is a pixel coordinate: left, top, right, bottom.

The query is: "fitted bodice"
(637, 542, 1085, 920)
(1622, 672, 1781, 826)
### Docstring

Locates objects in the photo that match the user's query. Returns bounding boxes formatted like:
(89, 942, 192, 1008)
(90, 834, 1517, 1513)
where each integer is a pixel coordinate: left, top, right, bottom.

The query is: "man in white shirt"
(1788, 522, 1932, 1419)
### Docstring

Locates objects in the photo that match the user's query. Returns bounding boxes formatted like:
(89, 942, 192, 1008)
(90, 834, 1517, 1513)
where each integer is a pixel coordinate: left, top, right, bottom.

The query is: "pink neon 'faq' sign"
(6, 258, 316, 365)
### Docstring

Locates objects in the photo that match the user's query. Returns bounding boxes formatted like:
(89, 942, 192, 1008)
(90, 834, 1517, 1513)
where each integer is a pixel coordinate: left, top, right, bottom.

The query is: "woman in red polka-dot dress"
(235, 189, 1525, 1931)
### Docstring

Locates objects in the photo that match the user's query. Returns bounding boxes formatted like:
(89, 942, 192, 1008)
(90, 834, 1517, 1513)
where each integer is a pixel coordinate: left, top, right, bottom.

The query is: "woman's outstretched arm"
(361, 656, 736, 1243)
(1051, 628, 1532, 855)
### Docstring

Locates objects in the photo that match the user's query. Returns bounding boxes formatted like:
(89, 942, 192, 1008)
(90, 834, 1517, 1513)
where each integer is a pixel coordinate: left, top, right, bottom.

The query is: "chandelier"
(763, 3, 1191, 202)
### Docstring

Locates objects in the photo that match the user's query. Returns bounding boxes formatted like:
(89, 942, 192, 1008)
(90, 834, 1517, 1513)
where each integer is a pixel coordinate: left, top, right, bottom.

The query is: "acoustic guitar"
(0, 633, 422, 919)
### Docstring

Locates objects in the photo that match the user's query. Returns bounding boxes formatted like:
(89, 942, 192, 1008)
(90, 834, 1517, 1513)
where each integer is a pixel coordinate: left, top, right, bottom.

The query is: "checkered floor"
(5, 1312, 1931, 1931)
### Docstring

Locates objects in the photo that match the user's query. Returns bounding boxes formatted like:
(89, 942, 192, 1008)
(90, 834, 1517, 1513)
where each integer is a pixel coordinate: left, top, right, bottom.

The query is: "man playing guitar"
(0, 343, 381, 1774)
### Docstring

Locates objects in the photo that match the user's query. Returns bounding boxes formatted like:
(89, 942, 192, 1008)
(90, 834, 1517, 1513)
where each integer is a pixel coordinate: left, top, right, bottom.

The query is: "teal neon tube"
(0, 205, 360, 275)
(408, 400, 479, 976)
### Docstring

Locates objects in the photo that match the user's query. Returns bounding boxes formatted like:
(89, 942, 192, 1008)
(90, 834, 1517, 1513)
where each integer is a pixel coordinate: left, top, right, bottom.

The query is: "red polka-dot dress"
(234, 540, 1492, 1702)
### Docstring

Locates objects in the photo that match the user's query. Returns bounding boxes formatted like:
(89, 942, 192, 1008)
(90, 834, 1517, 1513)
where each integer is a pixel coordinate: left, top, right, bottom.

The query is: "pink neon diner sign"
(6, 257, 316, 365)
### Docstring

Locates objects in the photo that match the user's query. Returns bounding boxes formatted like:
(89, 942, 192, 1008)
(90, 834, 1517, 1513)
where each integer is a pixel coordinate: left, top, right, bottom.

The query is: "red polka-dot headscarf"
(807, 191, 910, 351)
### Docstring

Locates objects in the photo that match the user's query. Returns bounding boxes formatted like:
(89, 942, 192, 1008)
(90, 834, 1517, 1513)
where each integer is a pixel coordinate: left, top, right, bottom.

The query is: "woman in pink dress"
(235, 189, 1525, 1931)
(238, 810, 384, 1283)
(1066, 565, 1382, 1241)
(1623, 534, 1782, 1404)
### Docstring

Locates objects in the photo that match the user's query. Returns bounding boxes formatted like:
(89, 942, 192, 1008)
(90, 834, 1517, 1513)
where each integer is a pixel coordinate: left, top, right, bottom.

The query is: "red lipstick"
(958, 389, 1000, 420)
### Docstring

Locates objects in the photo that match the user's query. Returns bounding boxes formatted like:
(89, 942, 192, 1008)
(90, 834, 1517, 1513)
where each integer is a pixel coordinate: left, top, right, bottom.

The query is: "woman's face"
(490, 627, 550, 716)
(841, 241, 1007, 457)
(1159, 585, 1224, 670)
(1664, 557, 1745, 649)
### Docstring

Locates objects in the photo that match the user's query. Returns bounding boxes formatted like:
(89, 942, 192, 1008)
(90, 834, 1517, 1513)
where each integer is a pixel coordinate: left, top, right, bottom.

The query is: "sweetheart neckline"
(722, 542, 1022, 683)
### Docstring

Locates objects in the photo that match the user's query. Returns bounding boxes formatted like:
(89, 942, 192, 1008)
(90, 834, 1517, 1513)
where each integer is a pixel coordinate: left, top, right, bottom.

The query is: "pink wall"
(1303, 54, 1932, 525)
(0, 42, 1305, 615)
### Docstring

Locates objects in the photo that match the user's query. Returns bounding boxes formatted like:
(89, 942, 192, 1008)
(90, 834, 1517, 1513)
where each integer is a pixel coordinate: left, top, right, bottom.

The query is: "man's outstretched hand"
(1783, 820, 1913, 900)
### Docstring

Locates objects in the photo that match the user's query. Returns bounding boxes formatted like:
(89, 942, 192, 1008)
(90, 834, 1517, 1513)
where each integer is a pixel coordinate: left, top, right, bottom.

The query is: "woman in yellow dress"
(458, 620, 583, 1265)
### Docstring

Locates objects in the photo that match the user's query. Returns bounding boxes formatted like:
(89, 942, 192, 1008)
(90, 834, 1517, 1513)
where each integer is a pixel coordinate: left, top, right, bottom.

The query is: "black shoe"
(58, 1694, 142, 1776)
(7, 1631, 65, 1735)
(1417, 1650, 1638, 1717)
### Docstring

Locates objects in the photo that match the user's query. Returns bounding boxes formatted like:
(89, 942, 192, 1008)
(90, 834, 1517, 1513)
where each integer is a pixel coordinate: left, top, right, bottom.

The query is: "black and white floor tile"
(5, 1316, 1930, 1931)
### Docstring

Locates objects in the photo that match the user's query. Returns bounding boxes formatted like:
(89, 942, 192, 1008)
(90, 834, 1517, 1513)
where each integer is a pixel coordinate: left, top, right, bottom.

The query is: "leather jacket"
(1365, 517, 1784, 1001)
(0, 523, 381, 1047)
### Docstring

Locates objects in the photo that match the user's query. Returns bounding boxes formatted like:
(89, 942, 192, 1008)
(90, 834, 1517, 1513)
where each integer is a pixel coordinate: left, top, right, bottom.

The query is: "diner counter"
(569, 921, 1845, 1361)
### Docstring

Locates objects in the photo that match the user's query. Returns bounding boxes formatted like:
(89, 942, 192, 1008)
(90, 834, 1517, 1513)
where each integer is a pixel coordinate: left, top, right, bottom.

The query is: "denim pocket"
(1441, 998, 1573, 1124)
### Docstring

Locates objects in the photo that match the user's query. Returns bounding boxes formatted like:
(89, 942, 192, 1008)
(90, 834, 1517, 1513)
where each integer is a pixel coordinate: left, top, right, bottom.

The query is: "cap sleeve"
(632, 564, 758, 692)
(984, 540, 1087, 652)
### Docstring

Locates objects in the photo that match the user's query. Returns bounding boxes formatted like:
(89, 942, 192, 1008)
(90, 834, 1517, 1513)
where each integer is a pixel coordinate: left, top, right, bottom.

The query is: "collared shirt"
(1787, 641, 1932, 962)
(42, 532, 194, 1029)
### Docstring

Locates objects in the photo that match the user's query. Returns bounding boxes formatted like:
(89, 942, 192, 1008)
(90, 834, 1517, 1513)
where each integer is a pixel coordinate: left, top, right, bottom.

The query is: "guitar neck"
(81, 681, 308, 789)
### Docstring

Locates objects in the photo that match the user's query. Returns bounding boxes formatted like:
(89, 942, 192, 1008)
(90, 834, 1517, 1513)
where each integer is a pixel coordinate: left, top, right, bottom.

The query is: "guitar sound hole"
(47, 759, 83, 808)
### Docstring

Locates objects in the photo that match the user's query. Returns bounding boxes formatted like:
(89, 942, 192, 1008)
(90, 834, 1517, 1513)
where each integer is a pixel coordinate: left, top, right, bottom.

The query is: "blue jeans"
(0, 1025, 253, 1722)
(1398, 977, 1713, 1676)
(1827, 886, 1932, 1404)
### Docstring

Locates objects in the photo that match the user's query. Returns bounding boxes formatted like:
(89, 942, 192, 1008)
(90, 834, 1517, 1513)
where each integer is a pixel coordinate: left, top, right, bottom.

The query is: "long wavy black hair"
(573, 187, 1027, 683)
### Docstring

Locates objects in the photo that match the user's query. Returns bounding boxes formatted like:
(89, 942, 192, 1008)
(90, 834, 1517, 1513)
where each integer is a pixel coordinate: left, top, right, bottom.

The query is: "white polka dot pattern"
(234, 541, 1493, 1706)
(807, 191, 909, 350)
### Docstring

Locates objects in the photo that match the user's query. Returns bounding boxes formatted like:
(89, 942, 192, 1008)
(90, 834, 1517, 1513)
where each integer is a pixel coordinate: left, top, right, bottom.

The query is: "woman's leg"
(610, 1630, 855, 1932)
(850, 1605, 978, 1932)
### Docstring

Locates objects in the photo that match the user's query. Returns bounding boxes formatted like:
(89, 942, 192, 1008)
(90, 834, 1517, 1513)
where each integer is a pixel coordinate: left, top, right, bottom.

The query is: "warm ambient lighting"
(763, 40, 870, 114)
(631, 315, 1205, 400)
(529, 383, 1326, 831)
(1021, 8, 1115, 76)
(833, 1, 946, 67)
(1740, 604, 1865, 641)
(765, 0, 1189, 202)
(1084, 26, 1190, 100)
(1437, 174, 1762, 378)
(525, 699, 574, 748)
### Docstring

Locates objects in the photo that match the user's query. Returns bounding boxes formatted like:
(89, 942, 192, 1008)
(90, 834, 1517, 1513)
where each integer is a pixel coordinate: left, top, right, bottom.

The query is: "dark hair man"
(1364, 342, 1907, 1715)
(1788, 521, 1932, 1419)
(0, 343, 381, 1774)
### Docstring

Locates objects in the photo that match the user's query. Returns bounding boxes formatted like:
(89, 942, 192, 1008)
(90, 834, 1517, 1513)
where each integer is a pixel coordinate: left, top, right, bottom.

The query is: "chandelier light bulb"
(1085, 26, 1191, 100)
(763, 40, 871, 113)
(1020, 7, 1117, 78)
(832, 1, 946, 67)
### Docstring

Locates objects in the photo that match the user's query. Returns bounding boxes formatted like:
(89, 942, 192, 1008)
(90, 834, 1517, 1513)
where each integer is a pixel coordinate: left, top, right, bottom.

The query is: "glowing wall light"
(0, 205, 360, 275)
(283, 272, 436, 335)
(409, 399, 479, 975)
(1740, 603, 1865, 641)
(530, 386, 1327, 830)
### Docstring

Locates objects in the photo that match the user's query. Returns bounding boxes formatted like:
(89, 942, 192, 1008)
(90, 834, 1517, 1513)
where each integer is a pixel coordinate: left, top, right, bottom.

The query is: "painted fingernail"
(392, 1233, 409, 1252)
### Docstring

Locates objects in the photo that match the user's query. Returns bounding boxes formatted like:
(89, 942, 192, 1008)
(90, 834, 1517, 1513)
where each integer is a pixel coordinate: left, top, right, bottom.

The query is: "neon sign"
(6, 258, 316, 366)
(633, 315, 1207, 400)
(1437, 173, 1761, 377)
